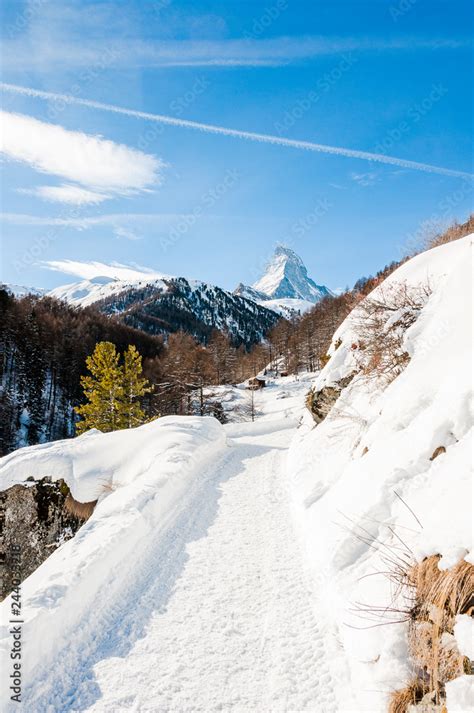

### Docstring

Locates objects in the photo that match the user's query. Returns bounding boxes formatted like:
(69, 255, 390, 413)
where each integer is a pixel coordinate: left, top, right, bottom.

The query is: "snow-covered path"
(59, 420, 336, 712)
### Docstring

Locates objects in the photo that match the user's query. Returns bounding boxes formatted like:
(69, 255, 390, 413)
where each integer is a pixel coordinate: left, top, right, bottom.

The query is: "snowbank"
(0, 416, 227, 709)
(288, 235, 473, 711)
(0, 415, 226, 503)
(454, 615, 474, 660)
(446, 676, 474, 712)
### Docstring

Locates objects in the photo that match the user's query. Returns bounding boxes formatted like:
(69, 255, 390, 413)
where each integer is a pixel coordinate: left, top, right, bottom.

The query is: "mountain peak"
(274, 244, 302, 260)
(251, 246, 331, 303)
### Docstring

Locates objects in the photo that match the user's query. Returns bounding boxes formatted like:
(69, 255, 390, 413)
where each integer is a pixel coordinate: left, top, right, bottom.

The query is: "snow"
(1, 283, 45, 298)
(71, 421, 336, 712)
(0, 416, 227, 710)
(234, 282, 315, 316)
(48, 275, 169, 307)
(454, 615, 474, 659)
(0, 416, 225, 503)
(258, 297, 315, 316)
(287, 234, 473, 710)
(445, 676, 474, 712)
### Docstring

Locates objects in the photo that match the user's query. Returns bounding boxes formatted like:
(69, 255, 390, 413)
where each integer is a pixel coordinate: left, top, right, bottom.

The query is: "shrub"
(424, 214, 473, 251)
(388, 680, 425, 713)
(320, 353, 331, 368)
(352, 281, 432, 385)
(389, 554, 474, 710)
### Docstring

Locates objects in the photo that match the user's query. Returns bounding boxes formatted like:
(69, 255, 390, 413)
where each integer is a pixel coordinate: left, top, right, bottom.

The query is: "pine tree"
(75, 342, 153, 434)
(121, 345, 152, 428)
(75, 342, 125, 434)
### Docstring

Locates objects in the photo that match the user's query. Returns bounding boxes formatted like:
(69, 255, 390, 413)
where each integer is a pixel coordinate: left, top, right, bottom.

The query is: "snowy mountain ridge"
(253, 245, 331, 302)
(1, 283, 45, 298)
(234, 245, 332, 315)
(90, 276, 280, 345)
(6, 248, 330, 337)
(48, 274, 169, 308)
(42, 267, 280, 345)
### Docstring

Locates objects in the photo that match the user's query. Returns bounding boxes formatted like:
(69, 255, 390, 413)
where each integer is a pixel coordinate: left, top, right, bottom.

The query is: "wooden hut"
(247, 376, 266, 390)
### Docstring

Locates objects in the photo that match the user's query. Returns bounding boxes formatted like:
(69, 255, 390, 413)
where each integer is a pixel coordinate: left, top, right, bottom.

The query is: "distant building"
(247, 376, 266, 390)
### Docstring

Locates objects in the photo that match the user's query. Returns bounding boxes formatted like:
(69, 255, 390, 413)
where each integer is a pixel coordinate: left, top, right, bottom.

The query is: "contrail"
(1, 82, 472, 179)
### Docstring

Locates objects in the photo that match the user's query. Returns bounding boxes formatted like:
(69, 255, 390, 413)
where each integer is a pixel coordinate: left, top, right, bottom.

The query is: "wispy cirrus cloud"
(0, 110, 164, 204)
(0, 211, 197, 242)
(18, 184, 110, 205)
(1, 211, 193, 229)
(2, 35, 471, 71)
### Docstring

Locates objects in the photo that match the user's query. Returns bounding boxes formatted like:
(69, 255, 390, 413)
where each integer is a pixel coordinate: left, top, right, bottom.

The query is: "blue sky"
(0, 0, 472, 293)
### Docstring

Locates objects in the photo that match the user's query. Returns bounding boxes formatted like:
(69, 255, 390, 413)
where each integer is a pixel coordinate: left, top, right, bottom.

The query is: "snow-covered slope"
(288, 235, 473, 710)
(48, 274, 168, 308)
(0, 416, 228, 708)
(234, 282, 314, 317)
(262, 296, 315, 316)
(1, 283, 45, 298)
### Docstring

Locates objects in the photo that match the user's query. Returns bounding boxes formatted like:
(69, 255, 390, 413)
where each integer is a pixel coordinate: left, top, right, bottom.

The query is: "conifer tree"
(75, 342, 125, 434)
(121, 344, 152, 428)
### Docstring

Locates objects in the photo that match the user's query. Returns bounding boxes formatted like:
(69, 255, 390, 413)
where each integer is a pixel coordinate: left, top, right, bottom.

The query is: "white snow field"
(1, 376, 339, 712)
(0, 235, 472, 712)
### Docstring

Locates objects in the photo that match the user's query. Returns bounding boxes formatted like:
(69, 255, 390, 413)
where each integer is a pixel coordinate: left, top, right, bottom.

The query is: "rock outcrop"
(0, 478, 83, 600)
(305, 373, 356, 424)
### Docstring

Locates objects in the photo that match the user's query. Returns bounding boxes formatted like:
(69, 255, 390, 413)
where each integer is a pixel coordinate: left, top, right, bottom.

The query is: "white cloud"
(0, 110, 164, 203)
(114, 226, 142, 241)
(350, 171, 378, 187)
(19, 184, 110, 205)
(43, 259, 168, 282)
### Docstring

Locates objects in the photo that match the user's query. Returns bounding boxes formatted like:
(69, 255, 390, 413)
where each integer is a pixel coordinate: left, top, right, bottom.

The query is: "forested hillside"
(96, 277, 280, 345)
(0, 290, 275, 454)
(0, 291, 162, 455)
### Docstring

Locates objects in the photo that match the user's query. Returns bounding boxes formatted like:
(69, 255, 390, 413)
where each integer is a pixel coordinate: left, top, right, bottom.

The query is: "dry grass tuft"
(424, 214, 474, 250)
(389, 555, 474, 710)
(388, 680, 425, 713)
(64, 493, 97, 520)
(407, 555, 474, 625)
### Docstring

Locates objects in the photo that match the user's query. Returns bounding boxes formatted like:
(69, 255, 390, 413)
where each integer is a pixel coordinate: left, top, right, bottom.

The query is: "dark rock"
(0, 478, 83, 600)
(306, 373, 356, 424)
